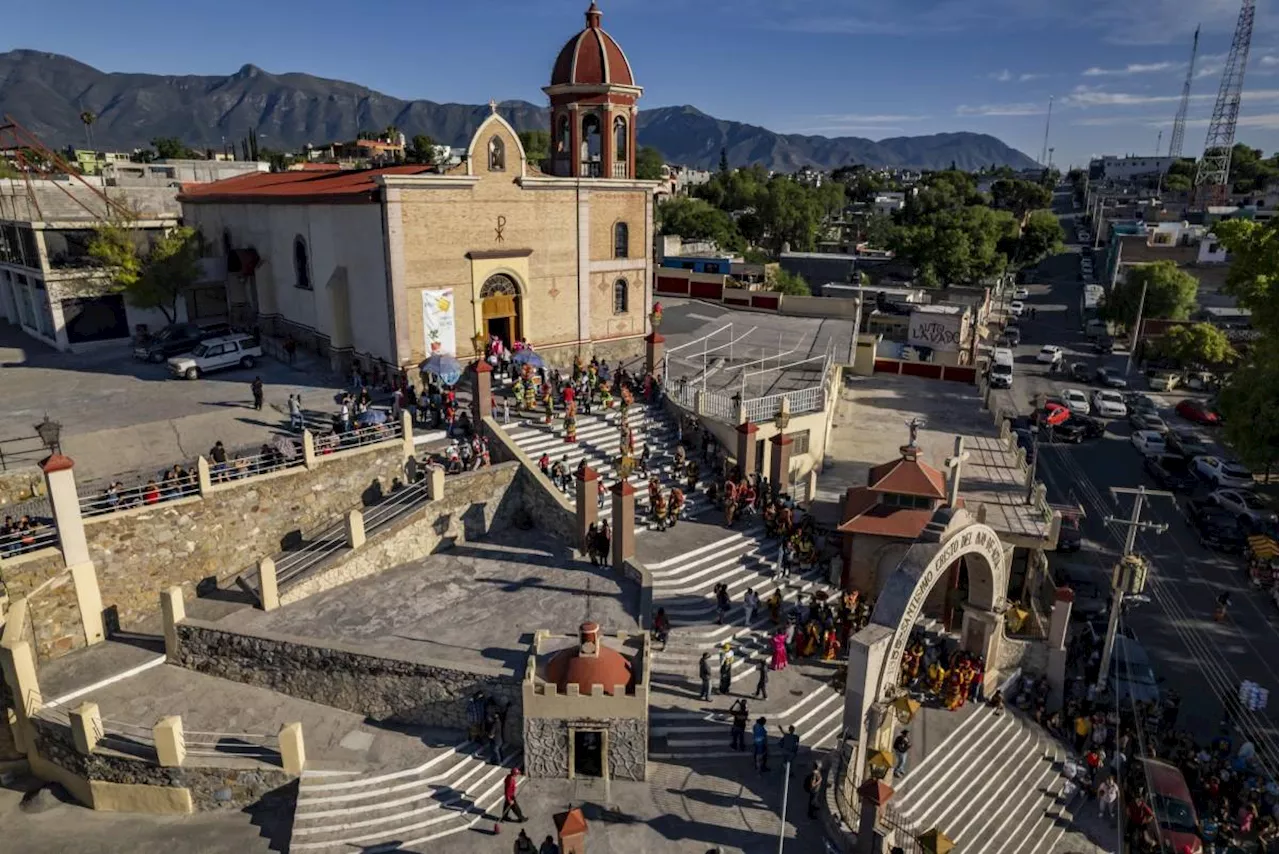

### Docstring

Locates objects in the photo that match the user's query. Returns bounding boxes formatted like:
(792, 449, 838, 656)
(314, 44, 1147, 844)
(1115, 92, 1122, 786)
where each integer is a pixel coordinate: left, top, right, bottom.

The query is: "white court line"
(44, 654, 166, 709)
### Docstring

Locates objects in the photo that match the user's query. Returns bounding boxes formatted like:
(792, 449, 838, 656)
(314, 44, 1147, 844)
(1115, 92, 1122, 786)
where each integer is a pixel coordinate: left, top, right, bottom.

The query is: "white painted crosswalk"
(891, 707, 1083, 854)
(289, 741, 521, 853)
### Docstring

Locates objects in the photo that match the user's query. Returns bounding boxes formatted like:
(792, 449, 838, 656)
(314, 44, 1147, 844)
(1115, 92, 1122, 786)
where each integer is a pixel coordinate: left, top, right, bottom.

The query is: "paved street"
(991, 188, 1279, 781)
(0, 323, 345, 483)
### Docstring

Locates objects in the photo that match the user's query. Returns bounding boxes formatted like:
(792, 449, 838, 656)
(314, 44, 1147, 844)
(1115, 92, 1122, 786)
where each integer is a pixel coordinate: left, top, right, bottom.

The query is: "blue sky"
(4, 0, 1277, 168)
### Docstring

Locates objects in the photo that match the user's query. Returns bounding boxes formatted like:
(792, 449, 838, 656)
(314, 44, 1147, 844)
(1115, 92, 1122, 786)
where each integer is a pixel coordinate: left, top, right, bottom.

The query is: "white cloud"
(1260, 55, 1278, 67)
(1063, 85, 1280, 108)
(956, 102, 1046, 116)
(989, 69, 1014, 82)
(1083, 62, 1177, 76)
(1019, 72, 1045, 82)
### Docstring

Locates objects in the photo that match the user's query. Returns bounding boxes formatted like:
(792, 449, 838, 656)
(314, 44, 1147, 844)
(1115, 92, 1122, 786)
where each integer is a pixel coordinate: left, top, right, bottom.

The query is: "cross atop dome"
(585, 1, 602, 28)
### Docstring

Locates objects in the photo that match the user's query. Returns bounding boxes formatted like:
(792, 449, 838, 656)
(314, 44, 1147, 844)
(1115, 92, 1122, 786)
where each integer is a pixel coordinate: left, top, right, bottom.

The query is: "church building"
(179, 2, 655, 373)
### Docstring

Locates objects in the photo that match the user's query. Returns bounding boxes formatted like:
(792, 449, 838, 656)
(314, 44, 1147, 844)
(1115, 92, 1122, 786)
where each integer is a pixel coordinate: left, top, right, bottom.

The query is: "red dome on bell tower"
(544, 3, 643, 180)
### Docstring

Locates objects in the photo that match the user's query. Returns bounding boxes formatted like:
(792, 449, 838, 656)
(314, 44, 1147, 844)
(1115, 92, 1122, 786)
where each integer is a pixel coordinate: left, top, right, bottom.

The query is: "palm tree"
(79, 111, 96, 149)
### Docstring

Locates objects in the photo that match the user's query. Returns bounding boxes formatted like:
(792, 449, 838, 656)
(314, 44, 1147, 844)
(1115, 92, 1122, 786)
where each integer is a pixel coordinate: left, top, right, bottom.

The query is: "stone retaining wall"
(281, 462, 521, 604)
(0, 468, 44, 508)
(176, 621, 524, 741)
(29, 717, 292, 812)
(481, 417, 576, 544)
(1, 549, 80, 659)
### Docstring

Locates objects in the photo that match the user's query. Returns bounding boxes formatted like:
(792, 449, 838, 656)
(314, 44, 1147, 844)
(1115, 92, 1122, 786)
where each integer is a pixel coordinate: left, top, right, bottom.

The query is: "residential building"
(104, 159, 269, 186)
(178, 2, 655, 377)
(1088, 155, 1178, 183)
(872, 192, 906, 216)
(779, 250, 859, 294)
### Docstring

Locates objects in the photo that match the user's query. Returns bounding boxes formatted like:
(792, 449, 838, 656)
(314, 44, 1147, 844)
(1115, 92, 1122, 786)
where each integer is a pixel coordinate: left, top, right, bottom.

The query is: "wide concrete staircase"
(499, 403, 711, 530)
(644, 526, 847, 761)
(289, 739, 521, 853)
(890, 705, 1083, 854)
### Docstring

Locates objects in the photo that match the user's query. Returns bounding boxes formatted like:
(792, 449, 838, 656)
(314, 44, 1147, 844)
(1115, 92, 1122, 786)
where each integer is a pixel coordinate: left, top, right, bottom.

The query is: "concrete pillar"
(426, 465, 445, 501)
(41, 455, 105, 647)
(1046, 586, 1074, 709)
(69, 701, 101, 755)
(644, 332, 664, 378)
(610, 480, 635, 570)
(735, 420, 759, 477)
(841, 624, 893, 792)
(856, 779, 895, 854)
(160, 586, 185, 664)
(960, 607, 1003, 694)
(258, 557, 280, 611)
(301, 430, 316, 470)
(400, 410, 414, 460)
(154, 716, 185, 767)
(196, 456, 213, 492)
(345, 510, 366, 549)
(470, 359, 493, 422)
(279, 721, 306, 775)
(769, 432, 793, 499)
(0, 639, 41, 753)
(575, 465, 598, 552)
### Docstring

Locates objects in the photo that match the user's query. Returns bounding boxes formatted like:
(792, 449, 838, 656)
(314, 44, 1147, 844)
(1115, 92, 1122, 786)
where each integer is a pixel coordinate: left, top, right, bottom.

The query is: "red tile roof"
(868, 453, 947, 499)
(551, 2, 635, 88)
(837, 487, 934, 539)
(178, 164, 435, 205)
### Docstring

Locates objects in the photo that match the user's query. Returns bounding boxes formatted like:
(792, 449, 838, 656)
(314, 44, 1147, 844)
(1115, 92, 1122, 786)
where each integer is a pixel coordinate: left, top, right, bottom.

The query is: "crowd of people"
(897, 634, 989, 712)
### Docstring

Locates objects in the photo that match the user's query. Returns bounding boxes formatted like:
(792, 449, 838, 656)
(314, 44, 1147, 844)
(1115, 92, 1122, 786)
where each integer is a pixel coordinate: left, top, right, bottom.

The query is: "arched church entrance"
(839, 506, 1010, 790)
(480, 273, 522, 349)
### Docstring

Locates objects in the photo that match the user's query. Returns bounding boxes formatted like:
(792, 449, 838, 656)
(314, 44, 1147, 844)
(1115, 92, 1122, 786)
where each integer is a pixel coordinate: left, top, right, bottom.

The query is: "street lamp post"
(34, 414, 62, 455)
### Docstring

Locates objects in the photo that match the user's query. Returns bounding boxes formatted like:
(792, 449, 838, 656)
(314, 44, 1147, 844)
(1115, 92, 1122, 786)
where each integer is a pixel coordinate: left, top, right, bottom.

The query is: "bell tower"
(545, 2, 642, 179)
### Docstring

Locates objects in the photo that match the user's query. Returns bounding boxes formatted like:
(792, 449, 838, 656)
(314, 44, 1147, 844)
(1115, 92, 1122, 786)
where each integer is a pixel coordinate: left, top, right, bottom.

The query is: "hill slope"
(0, 50, 1040, 172)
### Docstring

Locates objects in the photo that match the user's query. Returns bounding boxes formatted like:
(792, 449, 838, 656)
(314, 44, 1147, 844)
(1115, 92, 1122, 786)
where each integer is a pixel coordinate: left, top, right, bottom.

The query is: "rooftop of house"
(177, 163, 436, 204)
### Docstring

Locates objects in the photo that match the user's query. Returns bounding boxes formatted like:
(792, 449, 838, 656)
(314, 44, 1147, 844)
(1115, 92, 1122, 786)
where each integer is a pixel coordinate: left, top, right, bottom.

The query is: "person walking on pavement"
(288, 394, 304, 431)
(752, 717, 770, 772)
(512, 829, 536, 854)
(250, 376, 264, 411)
(538, 836, 560, 854)
(754, 659, 769, 700)
(730, 699, 749, 751)
(893, 729, 911, 778)
(804, 763, 824, 819)
(501, 767, 526, 823)
(1098, 774, 1119, 819)
(779, 725, 800, 771)
(698, 652, 712, 701)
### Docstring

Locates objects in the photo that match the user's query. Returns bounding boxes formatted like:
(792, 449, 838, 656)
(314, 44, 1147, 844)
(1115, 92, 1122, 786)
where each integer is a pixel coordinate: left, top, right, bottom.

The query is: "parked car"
(1009, 301, 1025, 317)
(1066, 413, 1106, 439)
(1186, 499, 1249, 553)
(1013, 287, 1030, 300)
(168, 334, 263, 380)
(1003, 325, 1022, 346)
(1129, 411, 1168, 434)
(1051, 420, 1088, 444)
(1166, 429, 1210, 459)
(1095, 367, 1128, 388)
(1037, 345, 1064, 365)
(1131, 429, 1167, 456)
(1139, 758, 1203, 854)
(1061, 388, 1091, 416)
(1125, 392, 1159, 413)
(1192, 456, 1255, 489)
(1111, 635, 1162, 706)
(1144, 454, 1199, 491)
(133, 322, 231, 363)
(1209, 488, 1278, 528)
(1056, 511, 1082, 552)
(1092, 390, 1128, 418)
(1175, 399, 1221, 425)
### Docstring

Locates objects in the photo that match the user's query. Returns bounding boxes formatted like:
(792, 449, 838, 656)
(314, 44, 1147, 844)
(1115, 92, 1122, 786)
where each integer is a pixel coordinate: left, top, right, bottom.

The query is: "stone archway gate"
(839, 506, 1011, 790)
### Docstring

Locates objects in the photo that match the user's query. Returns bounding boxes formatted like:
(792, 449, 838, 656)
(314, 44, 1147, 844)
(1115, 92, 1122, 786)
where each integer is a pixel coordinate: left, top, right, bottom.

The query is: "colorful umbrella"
(419, 354, 463, 386)
(513, 349, 544, 368)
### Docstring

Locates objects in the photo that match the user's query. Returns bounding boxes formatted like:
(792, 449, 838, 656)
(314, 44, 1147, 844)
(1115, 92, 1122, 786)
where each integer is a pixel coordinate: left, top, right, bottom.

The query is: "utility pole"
(777, 759, 792, 854)
(1125, 256, 1146, 376)
(1095, 487, 1171, 692)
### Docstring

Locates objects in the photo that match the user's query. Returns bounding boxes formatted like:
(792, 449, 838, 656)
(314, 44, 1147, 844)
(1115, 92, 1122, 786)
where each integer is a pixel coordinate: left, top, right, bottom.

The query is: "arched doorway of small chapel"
(481, 273, 522, 349)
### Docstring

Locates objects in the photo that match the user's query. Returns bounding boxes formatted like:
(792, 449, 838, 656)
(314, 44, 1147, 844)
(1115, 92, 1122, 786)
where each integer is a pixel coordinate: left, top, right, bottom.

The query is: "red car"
(1176, 399, 1220, 425)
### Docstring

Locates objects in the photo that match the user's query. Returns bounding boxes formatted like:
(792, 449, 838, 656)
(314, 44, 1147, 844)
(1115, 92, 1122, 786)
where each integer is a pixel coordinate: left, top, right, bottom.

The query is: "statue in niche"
(488, 136, 505, 172)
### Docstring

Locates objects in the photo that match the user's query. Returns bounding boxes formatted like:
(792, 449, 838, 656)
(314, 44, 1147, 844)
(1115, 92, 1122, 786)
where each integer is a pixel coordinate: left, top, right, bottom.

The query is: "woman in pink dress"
(771, 630, 789, 671)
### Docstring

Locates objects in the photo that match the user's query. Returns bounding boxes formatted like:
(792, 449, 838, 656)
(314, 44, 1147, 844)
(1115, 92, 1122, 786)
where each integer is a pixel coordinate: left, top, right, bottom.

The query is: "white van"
(168, 334, 263, 380)
(990, 348, 1015, 389)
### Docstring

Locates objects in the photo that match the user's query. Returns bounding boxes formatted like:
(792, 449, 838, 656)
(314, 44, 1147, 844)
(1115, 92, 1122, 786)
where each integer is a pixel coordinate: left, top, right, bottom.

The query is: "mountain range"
(0, 50, 1041, 172)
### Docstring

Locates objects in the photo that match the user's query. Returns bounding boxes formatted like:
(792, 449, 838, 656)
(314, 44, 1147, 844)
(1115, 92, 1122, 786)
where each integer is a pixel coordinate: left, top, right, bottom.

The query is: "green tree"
(1152, 323, 1234, 368)
(635, 145, 664, 180)
(150, 137, 195, 160)
(656, 197, 741, 249)
(989, 178, 1051, 224)
(1218, 347, 1278, 473)
(516, 131, 548, 167)
(410, 134, 439, 166)
(719, 147, 729, 173)
(90, 225, 201, 324)
(1011, 209, 1063, 265)
(768, 268, 811, 296)
(1211, 219, 1278, 338)
(862, 213, 895, 249)
(890, 205, 1017, 287)
(1100, 261, 1198, 324)
(760, 177, 824, 253)
(1227, 143, 1279, 194)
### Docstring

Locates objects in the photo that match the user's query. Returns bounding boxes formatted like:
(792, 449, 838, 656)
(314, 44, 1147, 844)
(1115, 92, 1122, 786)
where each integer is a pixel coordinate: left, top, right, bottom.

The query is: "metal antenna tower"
(1194, 0, 1255, 207)
(1039, 96, 1054, 166)
(1167, 25, 1200, 158)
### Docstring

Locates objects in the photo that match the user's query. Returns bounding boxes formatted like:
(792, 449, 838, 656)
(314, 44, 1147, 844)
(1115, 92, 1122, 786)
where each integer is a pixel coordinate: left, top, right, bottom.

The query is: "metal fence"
(0, 520, 57, 558)
(0, 434, 47, 472)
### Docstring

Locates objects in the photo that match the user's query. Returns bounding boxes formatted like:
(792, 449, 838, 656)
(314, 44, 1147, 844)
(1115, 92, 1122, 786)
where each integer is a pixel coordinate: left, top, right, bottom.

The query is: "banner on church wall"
(422, 288, 457, 355)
